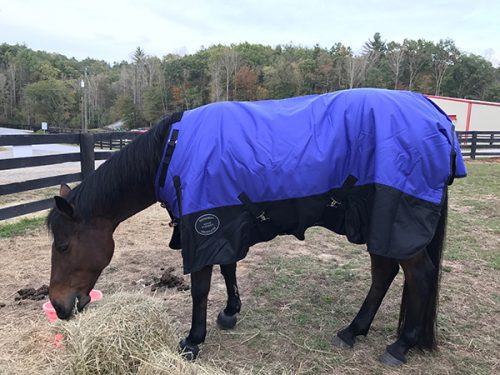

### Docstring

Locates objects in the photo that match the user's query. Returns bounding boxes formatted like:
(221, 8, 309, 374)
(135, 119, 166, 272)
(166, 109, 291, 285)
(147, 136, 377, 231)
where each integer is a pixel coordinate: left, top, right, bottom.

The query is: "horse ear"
(54, 196, 74, 219)
(59, 184, 72, 197)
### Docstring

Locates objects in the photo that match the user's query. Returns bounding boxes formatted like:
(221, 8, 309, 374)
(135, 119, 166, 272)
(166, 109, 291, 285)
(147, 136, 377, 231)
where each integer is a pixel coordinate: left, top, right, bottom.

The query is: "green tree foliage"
(443, 54, 496, 99)
(0, 37, 498, 129)
(143, 86, 166, 123)
(24, 79, 76, 125)
(431, 39, 460, 95)
(363, 33, 391, 88)
(113, 94, 140, 129)
(485, 68, 500, 102)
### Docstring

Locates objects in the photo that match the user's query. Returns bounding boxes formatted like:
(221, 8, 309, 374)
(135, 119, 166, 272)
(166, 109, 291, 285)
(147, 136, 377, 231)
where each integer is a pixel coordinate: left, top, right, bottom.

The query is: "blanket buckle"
(160, 201, 178, 227)
(328, 198, 341, 208)
(256, 212, 270, 222)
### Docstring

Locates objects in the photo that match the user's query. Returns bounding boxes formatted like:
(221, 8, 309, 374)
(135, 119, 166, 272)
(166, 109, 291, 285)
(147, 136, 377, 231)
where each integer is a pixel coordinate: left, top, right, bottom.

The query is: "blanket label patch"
(195, 214, 220, 235)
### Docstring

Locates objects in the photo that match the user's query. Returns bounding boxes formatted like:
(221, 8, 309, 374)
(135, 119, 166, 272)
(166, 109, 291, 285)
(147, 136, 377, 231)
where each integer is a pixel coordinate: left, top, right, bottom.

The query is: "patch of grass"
(252, 256, 359, 301)
(447, 162, 500, 269)
(490, 252, 500, 270)
(333, 265, 355, 281)
(249, 255, 365, 339)
(0, 216, 46, 238)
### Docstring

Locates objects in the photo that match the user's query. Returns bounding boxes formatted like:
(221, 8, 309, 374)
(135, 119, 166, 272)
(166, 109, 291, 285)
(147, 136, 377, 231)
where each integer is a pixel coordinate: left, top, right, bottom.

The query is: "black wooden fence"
(456, 131, 500, 159)
(95, 137, 134, 150)
(0, 132, 139, 220)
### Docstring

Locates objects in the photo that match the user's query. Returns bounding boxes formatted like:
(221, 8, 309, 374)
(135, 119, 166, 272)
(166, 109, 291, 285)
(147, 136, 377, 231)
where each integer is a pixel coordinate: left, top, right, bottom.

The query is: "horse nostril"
(52, 301, 63, 313)
(52, 302, 69, 319)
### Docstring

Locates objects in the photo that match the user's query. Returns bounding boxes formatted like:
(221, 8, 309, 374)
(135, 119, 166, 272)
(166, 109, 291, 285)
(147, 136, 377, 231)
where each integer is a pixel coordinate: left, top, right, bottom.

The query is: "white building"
(427, 95, 500, 132)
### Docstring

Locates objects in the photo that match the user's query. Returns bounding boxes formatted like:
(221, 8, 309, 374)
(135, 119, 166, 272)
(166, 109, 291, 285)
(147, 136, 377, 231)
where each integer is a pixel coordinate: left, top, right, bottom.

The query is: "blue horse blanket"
(155, 88, 466, 274)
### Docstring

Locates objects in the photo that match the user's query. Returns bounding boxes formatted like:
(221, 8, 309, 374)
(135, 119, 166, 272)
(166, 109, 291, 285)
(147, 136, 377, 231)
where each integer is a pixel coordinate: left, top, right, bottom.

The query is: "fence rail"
(0, 131, 139, 221)
(94, 132, 139, 150)
(456, 131, 500, 159)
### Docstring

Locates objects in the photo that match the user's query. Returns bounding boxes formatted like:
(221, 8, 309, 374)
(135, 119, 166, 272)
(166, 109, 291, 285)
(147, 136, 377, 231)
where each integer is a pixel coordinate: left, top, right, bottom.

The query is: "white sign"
(41, 122, 48, 130)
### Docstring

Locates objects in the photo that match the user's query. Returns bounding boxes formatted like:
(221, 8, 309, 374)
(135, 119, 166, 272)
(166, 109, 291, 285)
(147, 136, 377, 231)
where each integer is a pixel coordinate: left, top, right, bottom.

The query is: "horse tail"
(398, 189, 448, 350)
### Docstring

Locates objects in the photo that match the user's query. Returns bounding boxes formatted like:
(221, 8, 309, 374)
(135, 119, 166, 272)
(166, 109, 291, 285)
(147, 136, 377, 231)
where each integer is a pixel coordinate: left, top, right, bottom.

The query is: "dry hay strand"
(57, 292, 226, 375)
(1, 292, 226, 375)
(0, 318, 61, 375)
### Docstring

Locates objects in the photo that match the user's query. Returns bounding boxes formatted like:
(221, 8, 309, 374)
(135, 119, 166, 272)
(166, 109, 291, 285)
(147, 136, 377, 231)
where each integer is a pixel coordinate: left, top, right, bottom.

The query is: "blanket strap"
(327, 175, 358, 208)
(160, 202, 177, 227)
(448, 125, 457, 186)
(159, 129, 179, 188)
(238, 192, 270, 222)
(173, 176, 183, 218)
(159, 202, 182, 250)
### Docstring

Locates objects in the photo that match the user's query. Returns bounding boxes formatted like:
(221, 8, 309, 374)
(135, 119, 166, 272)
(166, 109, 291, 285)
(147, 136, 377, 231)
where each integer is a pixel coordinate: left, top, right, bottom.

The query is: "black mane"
(48, 115, 176, 229)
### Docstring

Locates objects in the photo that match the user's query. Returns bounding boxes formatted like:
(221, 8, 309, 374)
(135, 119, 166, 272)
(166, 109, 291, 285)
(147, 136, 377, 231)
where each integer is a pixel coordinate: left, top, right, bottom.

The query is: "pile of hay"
(1, 292, 226, 375)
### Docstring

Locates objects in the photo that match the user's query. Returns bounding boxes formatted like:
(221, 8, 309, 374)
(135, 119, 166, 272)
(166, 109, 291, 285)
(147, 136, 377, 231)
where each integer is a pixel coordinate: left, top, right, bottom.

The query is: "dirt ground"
(0, 160, 499, 374)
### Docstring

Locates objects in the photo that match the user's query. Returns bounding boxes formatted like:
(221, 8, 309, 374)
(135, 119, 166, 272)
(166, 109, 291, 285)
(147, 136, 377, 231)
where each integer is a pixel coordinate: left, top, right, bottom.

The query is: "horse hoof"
(179, 339, 200, 361)
(216, 311, 237, 330)
(379, 350, 405, 367)
(331, 334, 352, 349)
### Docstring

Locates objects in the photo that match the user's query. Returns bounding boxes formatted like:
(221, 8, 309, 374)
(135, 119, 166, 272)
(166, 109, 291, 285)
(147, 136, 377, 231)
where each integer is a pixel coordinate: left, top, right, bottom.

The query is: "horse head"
(48, 184, 115, 319)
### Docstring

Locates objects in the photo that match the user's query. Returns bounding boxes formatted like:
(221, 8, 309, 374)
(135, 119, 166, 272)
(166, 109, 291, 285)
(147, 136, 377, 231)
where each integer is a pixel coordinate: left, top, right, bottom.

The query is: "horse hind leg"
(217, 262, 241, 330)
(333, 253, 399, 348)
(380, 248, 437, 366)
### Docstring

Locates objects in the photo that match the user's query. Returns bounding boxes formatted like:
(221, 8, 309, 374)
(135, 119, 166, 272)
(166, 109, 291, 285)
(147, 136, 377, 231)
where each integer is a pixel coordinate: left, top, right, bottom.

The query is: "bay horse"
(47, 88, 466, 366)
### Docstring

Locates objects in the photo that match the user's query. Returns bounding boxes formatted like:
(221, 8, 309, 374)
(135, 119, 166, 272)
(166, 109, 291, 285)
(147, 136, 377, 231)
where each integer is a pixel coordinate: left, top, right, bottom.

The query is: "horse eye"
(56, 243, 70, 253)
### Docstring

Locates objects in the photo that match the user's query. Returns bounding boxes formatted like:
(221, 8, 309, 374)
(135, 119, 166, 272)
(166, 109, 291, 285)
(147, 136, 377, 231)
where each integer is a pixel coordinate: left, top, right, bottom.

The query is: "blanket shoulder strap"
(158, 128, 180, 188)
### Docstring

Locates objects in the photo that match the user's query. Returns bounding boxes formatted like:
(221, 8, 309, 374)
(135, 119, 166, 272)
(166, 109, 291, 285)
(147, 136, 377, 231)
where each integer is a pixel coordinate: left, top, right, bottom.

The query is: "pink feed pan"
(42, 289, 103, 322)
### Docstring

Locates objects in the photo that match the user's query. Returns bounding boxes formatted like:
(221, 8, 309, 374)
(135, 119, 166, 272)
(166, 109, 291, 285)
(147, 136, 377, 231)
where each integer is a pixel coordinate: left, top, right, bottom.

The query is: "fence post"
(80, 133, 95, 179)
(470, 132, 477, 160)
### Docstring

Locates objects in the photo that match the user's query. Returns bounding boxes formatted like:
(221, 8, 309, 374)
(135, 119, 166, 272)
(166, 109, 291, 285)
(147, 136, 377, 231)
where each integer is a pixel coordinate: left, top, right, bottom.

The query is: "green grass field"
(0, 216, 46, 238)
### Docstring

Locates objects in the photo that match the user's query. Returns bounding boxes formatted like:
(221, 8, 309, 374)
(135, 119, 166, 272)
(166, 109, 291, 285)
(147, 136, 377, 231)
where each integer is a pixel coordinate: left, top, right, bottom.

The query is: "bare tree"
(0, 73, 7, 119)
(387, 42, 405, 89)
(345, 52, 377, 89)
(6, 58, 17, 117)
(431, 39, 459, 95)
(209, 57, 224, 102)
(221, 47, 240, 101)
(403, 39, 431, 91)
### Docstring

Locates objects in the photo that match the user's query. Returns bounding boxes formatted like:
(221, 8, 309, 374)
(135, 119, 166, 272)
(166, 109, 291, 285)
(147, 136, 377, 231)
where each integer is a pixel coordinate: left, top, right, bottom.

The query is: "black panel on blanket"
(174, 183, 442, 274)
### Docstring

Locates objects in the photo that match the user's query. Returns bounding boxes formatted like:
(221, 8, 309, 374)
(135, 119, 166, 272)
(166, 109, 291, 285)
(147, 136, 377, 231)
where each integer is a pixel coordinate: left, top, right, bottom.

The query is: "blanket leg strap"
(159, 202, 182, 250)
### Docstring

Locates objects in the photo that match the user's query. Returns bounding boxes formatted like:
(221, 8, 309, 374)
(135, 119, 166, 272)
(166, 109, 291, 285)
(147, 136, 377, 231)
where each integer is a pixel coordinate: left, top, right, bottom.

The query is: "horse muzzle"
(50, 292, 91, 319)
(51, 298, 75, 320)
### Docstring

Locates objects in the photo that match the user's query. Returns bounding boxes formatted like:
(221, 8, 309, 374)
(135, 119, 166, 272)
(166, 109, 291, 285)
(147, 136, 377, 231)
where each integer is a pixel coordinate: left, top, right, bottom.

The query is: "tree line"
(1, 33, 499, 129)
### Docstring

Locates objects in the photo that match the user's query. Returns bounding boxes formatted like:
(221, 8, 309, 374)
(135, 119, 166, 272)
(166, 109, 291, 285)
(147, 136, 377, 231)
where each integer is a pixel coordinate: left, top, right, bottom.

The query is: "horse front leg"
(333, 253, 399, 348)
(179, 264, 213, 360)
(217, 262, 241, 329)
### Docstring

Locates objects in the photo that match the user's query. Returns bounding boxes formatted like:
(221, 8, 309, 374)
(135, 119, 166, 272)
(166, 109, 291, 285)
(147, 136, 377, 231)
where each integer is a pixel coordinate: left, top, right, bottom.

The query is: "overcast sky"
(1, 0, 499, 65)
